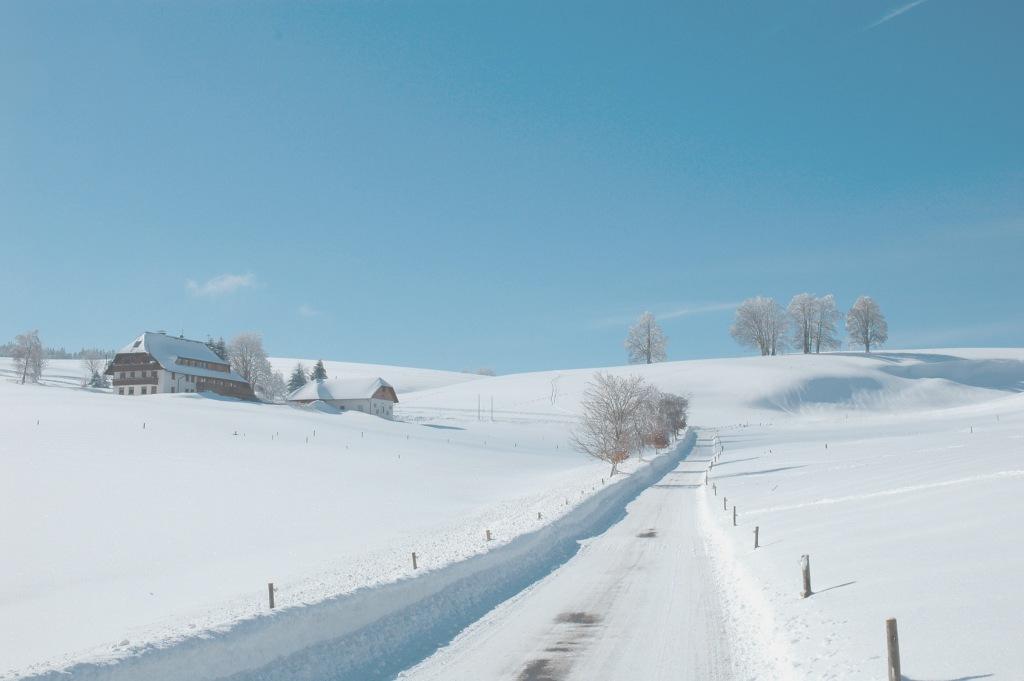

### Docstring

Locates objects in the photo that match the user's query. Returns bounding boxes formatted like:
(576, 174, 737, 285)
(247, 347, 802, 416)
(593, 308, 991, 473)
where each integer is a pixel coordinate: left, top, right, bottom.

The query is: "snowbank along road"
(401, 434, 753, 681)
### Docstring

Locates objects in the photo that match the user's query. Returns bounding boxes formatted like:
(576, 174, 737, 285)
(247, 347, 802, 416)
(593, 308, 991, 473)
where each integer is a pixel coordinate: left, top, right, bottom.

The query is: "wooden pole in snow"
(885, 618, 901, 681)
(485, 529, 492, 541)
(268, 582, 275, 609)
(754, 526, 759, 549)
(800, 555, 812, 598)
(723, 496, 727, 511)
(713, 483, 717, 496)
(411, 552, 418, 570)
(733, 506, 737, 526)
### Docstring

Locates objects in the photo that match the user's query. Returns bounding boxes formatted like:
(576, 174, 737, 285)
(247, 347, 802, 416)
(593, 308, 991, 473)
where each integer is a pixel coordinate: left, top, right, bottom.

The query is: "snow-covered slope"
(2, 349, 1023, 679)
(268, 357, 480, 395)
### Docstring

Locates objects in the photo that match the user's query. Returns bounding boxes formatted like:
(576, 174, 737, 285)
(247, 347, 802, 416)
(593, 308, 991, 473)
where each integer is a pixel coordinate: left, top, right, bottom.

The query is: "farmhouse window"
(128, 387, 135, 395)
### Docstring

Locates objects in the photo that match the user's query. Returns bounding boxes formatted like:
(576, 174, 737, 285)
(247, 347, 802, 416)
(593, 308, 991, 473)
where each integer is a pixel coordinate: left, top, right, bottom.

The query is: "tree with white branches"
(624, 312, 668, 364)
(787, 293, 817, 354)
(730, 297, 787, 356)
(80, 351, 110, 388)
(263, 371, 288, 403)
(227, 332, 274, 397)
(11, 330, 46, 384)
(571, 373, 646, 476)
(846, 296, 888, 353)
(810, 294, 841, 353)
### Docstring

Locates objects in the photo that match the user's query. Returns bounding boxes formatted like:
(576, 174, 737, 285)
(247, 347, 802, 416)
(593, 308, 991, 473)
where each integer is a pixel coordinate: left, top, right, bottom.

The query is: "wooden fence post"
(713, 483, 717, 496)
(537, 511, 542, 520)
(754, 526, 759, 549)
(800, 555, 812, 598)
(704, 471, 708, 486)
(733, 506, 737, 526)
(268, 582, 275, 609)
(723, 497, 727, 511)
(885, 618, 901, 681)
(411, 552, 418, 570)
(485, 529, 492, 541)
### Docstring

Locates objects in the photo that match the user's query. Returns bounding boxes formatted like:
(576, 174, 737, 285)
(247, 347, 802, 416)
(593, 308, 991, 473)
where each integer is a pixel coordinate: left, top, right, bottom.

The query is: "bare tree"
(846, 296, 888, 353)
(263, 371, 288, 403)
(787, 293, 817, 354)
(810, 294, 840, 353)
(624, 312, 668, 364)
(570, 373, 645, 476)
(80, 351, 110, 388)
(227, 332, 273, 396)
(730, 297, 787, 356)
(11, 330, 46, 384)
(656, 392, 689, 438)
(631, 383, 662, 461)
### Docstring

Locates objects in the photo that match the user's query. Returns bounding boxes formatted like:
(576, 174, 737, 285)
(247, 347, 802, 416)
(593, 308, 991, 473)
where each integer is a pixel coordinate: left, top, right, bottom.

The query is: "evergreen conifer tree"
(288, 363, 308, 392)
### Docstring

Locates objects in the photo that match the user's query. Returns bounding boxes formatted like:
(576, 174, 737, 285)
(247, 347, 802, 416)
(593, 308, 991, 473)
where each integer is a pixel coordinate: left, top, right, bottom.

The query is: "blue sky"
(2, 0, 1021, 373)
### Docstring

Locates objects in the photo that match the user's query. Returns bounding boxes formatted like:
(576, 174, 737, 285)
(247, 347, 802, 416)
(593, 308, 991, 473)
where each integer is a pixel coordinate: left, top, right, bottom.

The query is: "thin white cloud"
(298, 303, 320, 317)
(867, 0, 931, 29)
(595, 302, 739, 328)
(660, 301, 741, 321)
(186, 273, 257, 297)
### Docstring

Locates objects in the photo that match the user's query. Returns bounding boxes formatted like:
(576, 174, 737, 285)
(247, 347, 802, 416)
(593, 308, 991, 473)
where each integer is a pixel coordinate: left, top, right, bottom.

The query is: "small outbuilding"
(287, 377, 398, 419)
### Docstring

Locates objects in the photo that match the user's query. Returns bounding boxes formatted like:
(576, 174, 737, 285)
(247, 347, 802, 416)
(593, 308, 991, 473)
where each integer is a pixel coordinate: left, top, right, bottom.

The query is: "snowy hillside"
(267, 357, 481, 395)
(2, 349, 1023, 680)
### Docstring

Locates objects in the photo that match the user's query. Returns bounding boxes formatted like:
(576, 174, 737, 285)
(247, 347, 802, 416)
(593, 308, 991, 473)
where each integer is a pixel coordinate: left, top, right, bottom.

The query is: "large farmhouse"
(287, 377, 398, 419)
(106, 332, 255, 400)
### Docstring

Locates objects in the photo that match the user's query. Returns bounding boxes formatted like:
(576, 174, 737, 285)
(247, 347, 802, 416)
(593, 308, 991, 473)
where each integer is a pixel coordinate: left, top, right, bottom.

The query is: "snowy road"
(400, 440, 735, 681)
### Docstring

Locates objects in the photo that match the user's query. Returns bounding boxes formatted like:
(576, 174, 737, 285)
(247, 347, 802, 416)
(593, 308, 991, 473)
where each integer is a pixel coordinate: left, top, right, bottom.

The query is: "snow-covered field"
(2, 349, 1023, 679)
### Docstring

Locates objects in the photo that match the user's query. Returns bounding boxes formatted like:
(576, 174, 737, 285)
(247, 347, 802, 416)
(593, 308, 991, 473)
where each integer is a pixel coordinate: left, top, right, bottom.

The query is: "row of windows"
(118, 370, 158, 379)
(176, 358, 228, 372)
(118, 386, 197, 395)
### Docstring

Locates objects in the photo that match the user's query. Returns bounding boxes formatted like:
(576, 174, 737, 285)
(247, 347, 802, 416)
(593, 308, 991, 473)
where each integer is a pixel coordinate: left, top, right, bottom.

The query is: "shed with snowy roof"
(105, 332, 255, 400)
(287, 377, 398, 419)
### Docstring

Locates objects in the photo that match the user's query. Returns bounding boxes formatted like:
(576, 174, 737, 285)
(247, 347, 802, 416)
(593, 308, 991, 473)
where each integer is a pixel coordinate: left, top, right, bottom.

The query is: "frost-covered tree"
(571, 373, 646, 476)
(287, 363, 308, 392)
(846, 296, 888, 353)
(262, 371, 288, 402)
(656, 392, 689, 438)
(310, 359, 328, 381)
(787, 293, 817, 354)
(624, 312, 668, 364)
(11, 330, 46, 384)
(227, 332, 274, 395)
(80, 351, 110, 388)
(206, 336, 228, 361)
(810, 294, 840, 353)
(730, 297, 787, 356)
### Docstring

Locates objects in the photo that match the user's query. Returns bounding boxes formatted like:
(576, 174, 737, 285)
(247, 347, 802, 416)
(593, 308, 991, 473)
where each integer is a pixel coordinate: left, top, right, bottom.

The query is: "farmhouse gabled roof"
(287, 376, 398, 403)
(116, 332, 248, 383)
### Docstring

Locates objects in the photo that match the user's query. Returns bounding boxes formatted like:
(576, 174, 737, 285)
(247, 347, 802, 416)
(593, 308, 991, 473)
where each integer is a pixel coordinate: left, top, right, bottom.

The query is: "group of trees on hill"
(571, 372, 688, 476)
(731, 294, 888, 356)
